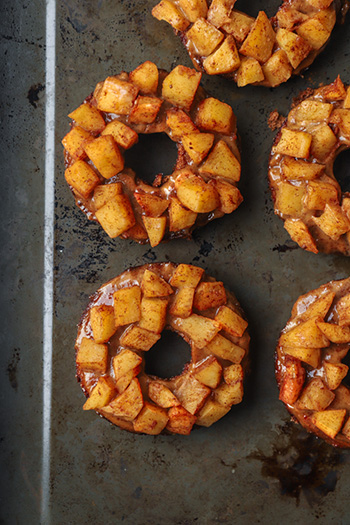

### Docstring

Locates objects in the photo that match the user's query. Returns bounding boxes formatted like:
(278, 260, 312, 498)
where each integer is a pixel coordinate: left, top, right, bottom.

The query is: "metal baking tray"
(1, 1, 350, 523)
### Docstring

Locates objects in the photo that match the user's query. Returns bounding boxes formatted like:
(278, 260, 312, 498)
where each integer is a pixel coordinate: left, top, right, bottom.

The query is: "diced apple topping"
(310, 124, 337, 161)
(113, 286, 141, 327)
(141, 269, 174, 298)
(84, 135, 124, 179)
(195, 97, 233, 135)
(170, 314, 221, 349)
(193, 356, 222, 388)
(133, 402, 169, 435)
(68, 103, 106, 134)
(65, 160, 100, 199)
(196, 399, 230, 427)
(313, 204, 350, 241)
(186, 18, 224, 56)
(129, 96, 163, 124)
(90, 304, 116, 343)
(101, 120, 138, 149)
(135, 192, 169, 218)
(62, 126, 92, 161)
(193, 281, 226, 311)
(170, 264, 204, 289)
(113, 349, 143, 381)
(129, 61, 159, 94)
(162, 65, 201, 111)
(166, 108, 198, 139)
(284, 219, 318, 254)
(199, 140, 241, 182)
(262, 50, 292, 88)
(152, 0, 190, 31)
(215, 306, 248, 337)
(120, 325, 160, 351)
(297, 378, 335, 410)
(168, 197, 197, 231)
(175, 170, 220, 213)
(274, 128, 312, 158)
(236, 57, 264, 87)
(206, 334, 245, 363)
(240, 11, 275, 63)
(182, 132, 214, 164)
(280, 317, 329, 348)
(76, 337, 108, 373)
(203, 36, 240, 75)
(211, 180, 243, 214)
(169, 287, 195, 318)
(178, 0, 208, 22)
(296, 17, 331, 50)
(214, 378, 243, 407)
(282, 158, 324, 182)
(139, 297, 168, 334)
(276, 29, 311, 69)
(297, 291, 335, 321)
(96, 196, 136, 238)
(222, 11, 254, 43)
(305, 181, 339, 211)
(166, 406, 197, 435)
(311, 409, 346, 439)
(176, 375, 211, 414)
(83, 377, 116, 410)
(148, 381, 180, 408)
(279, 359, 305, 405)
(93, 183, 123, 210)
(106, 378, 143, 421)
(96, 76, 139, 114)
(282, 346, 320, 368)
(142, 216, 167, 247)
(324, 363, 348, 390)
(317, 322, 350, 344)
(336, 294, 350, 326)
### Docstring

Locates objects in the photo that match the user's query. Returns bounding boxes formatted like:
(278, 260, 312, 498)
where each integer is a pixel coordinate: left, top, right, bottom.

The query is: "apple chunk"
(76, 337, 108, 374)
(166, 406, 197, 435)
(138, 297, 168, 334)
(193, 356, 222, 388)
(83, 376, 116, 410)
(175, 375, 211, 414)
(193, 281, 226, 311)
(95, 195, 136, 238)
(141, 269, 174, 298)
(170, 264, 204, 289)
(215, 306, 248, 337)
(133, 402, 169, 435)
(311, 409, 346, 439)
(162, 65, 201, 111)
(112, 349, 143, 381)
(324, 363, 348, 390)
(106, 378, 143, 421)
(120, 325, 160, 351)
(196, 399, 230, 427)
(65, 160, 100, 199)
(113, 286, 141, 327)
(170, 314, 221, 349)
(297, 378, 335, 410)
(148, 381, 180, 408)
(279, 317, 329, 348)
(279, 359, 305, 405)
(90, 304, 116, 343)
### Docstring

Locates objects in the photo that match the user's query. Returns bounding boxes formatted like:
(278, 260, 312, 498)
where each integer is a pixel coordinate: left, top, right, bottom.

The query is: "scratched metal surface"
(2, 0, 350, 523)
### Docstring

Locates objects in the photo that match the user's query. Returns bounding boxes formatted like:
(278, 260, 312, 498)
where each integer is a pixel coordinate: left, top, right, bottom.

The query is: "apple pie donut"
(276, 277, 350, 448)
(269, 77, 350, 255)
(75, 262, 250, 435)
(152, 0, 344, 88)
(63, 62, 242, 247)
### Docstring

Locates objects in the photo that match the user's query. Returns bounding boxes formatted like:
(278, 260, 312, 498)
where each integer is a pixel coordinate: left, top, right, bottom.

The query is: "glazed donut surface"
(152, 0, 343, 88)
(76, 262, 250, 435)
(269, 77, 350, 255)
(276, 277, 350, 447)
(63, 62, 242, 247)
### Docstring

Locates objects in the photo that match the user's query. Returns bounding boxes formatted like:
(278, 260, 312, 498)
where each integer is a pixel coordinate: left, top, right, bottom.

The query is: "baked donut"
(63, 62, 242, 247)
(152, 0, 344, 88)
(276, 277, 350, 448)
(269, 77, 350, 255)
(75, 262, 250, 435)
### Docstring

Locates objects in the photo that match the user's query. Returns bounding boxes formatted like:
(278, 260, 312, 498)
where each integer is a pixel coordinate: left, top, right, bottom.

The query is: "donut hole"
(235, 0, 281, 18)
(144, 329, 191, 379)
(333, 148, 350, 194)
(124, 132, 179, 185)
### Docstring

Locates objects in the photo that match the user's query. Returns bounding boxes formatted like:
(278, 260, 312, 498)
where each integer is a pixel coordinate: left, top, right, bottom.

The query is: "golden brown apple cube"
(336, 294, 350, 326)
(211, 180, 243, 214)
(133, 402, 169, 434)
(236, 57, 264, 87)
(322, 76, 347, 101)
(152, 0, 190, 30)
(170, 264, 204, 289)
(115, 368, 142, 394)
(65, 160, 100, 199)
(296, 18, 331, 49)
(129, 96, 163, 124)
(107, 378, 143, 421)
(214, 379, 243, 407)
(168, 197, 197, 231)
(175, 170, 220, 213)
(343, 417, 350, 439)
(139, 297, 168, 333)
(148, 381, 180, 408)
(305, 180, 339, 211)
(317, 321, 350, 343)
(120, 325, 160, 351)
(166, 109, 198, 139)
(313, 204, 350, 241)
(101, 120, 138, 150)
(275, 182, 305, 217)
(206, 334, 245, 363)
(288, 100, 333, 126)
(186, 18, 224, 57)
(324, 362, 348, 390)
(169, 287, 195, 318)
(311, 409, 347, 439)
(207, 0, 235, 27)
(193, 281, 226, 311)
(306, 0, 333, 8)
(344, 87, 350, 109)
(166, 406, 197, 434)
(113, 348, 142, 380)
(193, 356, 222, 388)
(83, 376, 116, 410)
(62, 126, 92, 160)
(113, 286, 141, 327)
(313, 6, 337, 32)
(135, 193, 169, 217)
(215, 306, 248, 337)
(68, 103, 106, 134)
(76, 337, 108, 373)
(222, 11, 254, 43)
(298, 291, 335, 321)
(95, 195, 135, 238)
(223, 363, 243, 385)
(93, 182, 123, 210)
(297, 378, 335, 410)
(282, 157, 324, 181)
(282, 346, 321, 368)
(178, 0, 207, 22)
(280, 317, 329, 348)
(195, 97, 233, 135)
(196, 399, 230, 426)
(129, 61, 159, 94)
(84, 135, 124, 179)
(274, 128, 312, 158)
(90, 304, 116, 343)
(141, 269, 174, 298)
(162, 65, 201, 111)
(170, 314, 221, 348)
(284, 219, 318, 254)
(142, 216, 167, 247)
(96, 76, 139, 114)
(182, 132, 214, 164)
(329, 109, 350, 141)
(310, 124, 337, 161)
(203, 36, 240, 75)
(276, 6, 308, 30)
(279, 360, 305, 405)
(199, 140, 241, 182)
(176, 375, 211, 414)
(342, 197, 350, 219)
(276, 29, 312, 69)
(262, 50, 293, 88)
(239, 11, 275, 63)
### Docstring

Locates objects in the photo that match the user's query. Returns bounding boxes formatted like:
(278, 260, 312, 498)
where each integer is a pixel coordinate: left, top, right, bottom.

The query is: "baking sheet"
(2, 0, 350, 523)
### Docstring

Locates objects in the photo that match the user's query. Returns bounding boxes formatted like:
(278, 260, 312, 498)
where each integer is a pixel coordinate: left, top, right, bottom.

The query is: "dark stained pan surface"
(1, 1, 350, 523)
